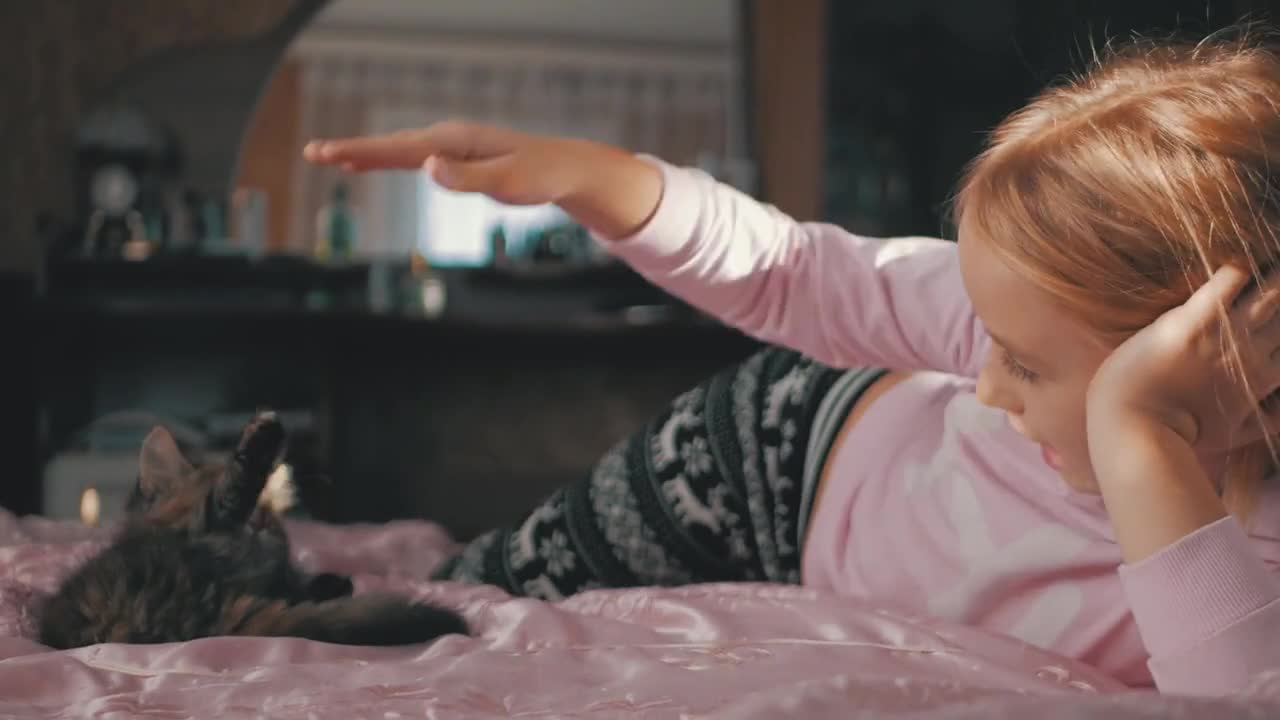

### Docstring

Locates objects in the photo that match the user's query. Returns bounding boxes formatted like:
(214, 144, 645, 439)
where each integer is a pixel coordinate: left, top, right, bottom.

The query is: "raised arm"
(305, 120, 988, 375)
(606, 156, 986, 374)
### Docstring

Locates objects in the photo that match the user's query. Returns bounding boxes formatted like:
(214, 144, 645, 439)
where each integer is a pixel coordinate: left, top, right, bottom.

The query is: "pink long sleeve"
(606, 157, 988, 378)
(1119, 517, 1280, 695)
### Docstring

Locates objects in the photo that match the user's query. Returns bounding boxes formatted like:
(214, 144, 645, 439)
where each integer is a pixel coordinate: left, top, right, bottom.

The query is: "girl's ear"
(137, 426, 195, 497)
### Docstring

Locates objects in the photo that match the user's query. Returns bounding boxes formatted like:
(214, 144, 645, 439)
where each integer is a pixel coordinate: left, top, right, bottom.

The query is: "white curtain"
(286, 30, 740, 257)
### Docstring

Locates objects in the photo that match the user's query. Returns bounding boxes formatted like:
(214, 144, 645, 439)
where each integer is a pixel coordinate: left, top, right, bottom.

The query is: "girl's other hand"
(1088, 265, 1280, 454)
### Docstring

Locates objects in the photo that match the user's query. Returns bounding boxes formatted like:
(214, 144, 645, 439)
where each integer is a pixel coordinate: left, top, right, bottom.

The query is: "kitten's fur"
(38, 411, 468, 649)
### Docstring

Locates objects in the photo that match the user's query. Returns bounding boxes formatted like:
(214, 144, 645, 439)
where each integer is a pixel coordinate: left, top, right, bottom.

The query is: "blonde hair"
(955, 27, 1280, 520)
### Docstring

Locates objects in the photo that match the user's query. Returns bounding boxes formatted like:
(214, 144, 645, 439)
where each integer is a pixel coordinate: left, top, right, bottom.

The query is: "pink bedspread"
(2, 510, 1278, 718)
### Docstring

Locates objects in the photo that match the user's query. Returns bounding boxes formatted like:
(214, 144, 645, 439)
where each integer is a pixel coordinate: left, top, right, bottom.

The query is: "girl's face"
(957, 226, 1113, 493)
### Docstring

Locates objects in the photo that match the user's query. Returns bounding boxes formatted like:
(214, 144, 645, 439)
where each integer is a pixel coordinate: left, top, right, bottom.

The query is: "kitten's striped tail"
(221, 594, 468, 646)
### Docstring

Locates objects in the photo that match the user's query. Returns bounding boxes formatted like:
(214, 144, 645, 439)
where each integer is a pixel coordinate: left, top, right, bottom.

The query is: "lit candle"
(80, 487, 101, 526)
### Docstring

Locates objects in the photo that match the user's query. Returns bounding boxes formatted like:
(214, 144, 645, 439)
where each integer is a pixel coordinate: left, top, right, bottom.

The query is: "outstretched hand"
(302, 120, 662, 239)
(304, 121, 590, 206)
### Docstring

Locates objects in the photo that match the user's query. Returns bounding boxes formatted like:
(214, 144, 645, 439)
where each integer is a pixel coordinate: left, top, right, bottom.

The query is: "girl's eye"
(1001, 349, 1038, 383)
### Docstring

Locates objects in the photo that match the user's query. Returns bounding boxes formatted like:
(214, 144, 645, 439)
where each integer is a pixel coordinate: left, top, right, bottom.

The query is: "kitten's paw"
(239, 411, 286, 466)
(307, 573, 354, 601)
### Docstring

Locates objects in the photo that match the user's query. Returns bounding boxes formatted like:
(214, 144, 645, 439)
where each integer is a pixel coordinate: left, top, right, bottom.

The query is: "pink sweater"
(604, 158, 1280, 696)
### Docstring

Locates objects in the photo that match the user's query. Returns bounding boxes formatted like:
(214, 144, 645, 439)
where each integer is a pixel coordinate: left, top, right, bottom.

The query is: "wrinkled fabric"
(1, 509, 1278, 719)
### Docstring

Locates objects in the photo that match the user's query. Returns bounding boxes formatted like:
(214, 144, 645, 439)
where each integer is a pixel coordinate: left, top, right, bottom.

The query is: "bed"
(2, 508, 1278, 719)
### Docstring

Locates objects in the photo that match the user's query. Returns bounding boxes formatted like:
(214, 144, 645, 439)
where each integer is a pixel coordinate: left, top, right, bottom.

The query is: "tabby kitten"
(38, 411, 468, 649)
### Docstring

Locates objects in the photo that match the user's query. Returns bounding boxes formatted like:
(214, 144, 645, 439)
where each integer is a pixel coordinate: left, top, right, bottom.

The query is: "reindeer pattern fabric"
(434, 347, 886, 598)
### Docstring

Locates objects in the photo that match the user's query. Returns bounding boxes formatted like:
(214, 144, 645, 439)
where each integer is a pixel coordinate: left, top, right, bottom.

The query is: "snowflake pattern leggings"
(432, 347, 888, 600)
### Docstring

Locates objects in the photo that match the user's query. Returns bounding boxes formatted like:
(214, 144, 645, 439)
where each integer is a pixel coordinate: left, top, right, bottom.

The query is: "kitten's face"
(126, 425, 294, 534)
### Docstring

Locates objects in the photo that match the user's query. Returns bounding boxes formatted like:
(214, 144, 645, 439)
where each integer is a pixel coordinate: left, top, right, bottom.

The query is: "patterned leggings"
(432, 347, 887, 600)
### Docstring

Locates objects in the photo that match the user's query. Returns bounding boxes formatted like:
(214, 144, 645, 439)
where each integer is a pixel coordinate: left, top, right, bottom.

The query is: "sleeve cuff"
(594, 155, 706, 266)
(1145, 597, 1280, 695)
(1118, 516, 1280, 660)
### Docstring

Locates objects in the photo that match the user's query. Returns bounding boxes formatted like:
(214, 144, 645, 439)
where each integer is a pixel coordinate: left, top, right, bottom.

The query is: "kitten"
(37, 411, 468, 649)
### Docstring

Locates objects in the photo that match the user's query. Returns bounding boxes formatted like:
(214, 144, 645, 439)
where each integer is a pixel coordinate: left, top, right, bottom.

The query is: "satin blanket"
(2, 510, 1278, 718)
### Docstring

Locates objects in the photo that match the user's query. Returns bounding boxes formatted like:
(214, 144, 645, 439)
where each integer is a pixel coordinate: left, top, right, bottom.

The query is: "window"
(416, 175, 572, 267)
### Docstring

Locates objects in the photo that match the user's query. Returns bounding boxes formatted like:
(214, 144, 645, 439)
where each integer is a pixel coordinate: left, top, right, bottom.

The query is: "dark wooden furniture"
(32, 258, 758, 539)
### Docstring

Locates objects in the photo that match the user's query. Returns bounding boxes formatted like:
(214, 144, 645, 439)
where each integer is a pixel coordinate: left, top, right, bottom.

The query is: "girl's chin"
(1058, 467, 1102, 495)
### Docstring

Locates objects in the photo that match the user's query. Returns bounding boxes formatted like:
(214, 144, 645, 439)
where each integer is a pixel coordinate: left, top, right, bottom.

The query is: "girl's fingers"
(1240, 289, 1280, 328)
(1238, 270, 1280, 329)
(304, 134, 434, 170)
(304, 122, 525, 170)
(1197, 265, 1253, 318)
(424, 155, 513, 196)
(1230, 273, 1280, 375)
(1252, 390, 1280, 439)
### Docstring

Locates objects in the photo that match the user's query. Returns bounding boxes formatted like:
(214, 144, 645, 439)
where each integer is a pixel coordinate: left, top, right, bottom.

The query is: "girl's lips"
(1007, 414, 1063, 469)
(1041, 444, 1064, 470)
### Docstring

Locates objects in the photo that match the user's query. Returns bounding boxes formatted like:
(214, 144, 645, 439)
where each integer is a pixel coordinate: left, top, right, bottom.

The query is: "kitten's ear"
(137, 426, 194, 495)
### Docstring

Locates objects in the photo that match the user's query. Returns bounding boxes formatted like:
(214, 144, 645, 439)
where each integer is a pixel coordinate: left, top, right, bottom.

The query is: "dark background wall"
(0, 0, 309, 275)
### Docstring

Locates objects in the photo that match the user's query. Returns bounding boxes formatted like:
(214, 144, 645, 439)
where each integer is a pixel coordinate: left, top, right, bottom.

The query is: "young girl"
(305, 32, 1280, 696)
